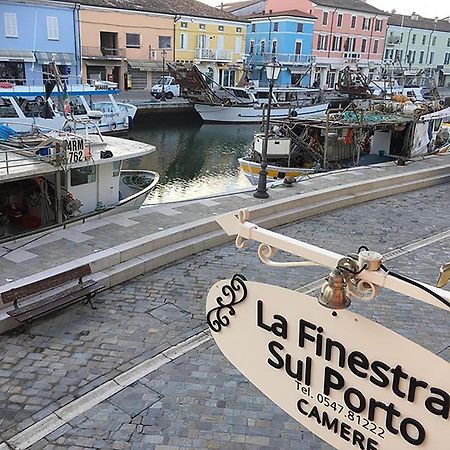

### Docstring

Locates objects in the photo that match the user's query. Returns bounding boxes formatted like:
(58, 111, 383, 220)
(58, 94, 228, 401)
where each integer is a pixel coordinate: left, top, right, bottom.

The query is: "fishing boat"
(168, 63, 328, 124)
(0, 123, 158, 241)
(239, 100, 450, 184)
(0, 83, 137, 135)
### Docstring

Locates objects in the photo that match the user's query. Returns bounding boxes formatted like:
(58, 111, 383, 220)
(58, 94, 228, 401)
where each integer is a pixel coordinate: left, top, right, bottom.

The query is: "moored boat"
(0, 123, 157, 241)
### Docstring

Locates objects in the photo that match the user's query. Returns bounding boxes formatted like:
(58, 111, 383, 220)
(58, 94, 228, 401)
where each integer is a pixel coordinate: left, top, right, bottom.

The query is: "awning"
(289, 67, 308, 74)
(0, 50, 35, 63)
(128, 60, 159, 71)
(35, 52, 76, 65)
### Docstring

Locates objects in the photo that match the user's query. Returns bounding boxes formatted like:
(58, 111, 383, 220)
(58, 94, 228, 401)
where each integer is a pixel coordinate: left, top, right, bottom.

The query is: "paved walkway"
(1, 156, 448, 285)
(0, 181, 448, 449)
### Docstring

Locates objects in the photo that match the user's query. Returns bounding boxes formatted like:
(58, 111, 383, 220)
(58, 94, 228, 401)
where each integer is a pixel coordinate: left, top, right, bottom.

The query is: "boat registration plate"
(65, 138, 86, 163)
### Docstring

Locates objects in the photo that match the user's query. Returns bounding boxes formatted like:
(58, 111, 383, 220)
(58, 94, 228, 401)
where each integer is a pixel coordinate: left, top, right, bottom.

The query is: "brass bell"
(318, 267, 351, 309)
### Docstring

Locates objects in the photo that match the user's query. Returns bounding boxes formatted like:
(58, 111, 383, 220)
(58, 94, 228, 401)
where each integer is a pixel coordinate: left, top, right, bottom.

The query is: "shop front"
(0, 50, 35, 85)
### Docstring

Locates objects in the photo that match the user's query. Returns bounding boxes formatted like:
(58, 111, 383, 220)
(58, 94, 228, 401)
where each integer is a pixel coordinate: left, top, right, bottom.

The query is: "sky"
(199, 0, 449, 20)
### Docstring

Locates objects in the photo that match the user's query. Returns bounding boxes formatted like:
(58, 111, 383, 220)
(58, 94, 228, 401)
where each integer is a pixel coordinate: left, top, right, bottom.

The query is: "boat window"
(0, 98, 19, 118)
(232, 89, 250, 99)
(256, 92, 269, 99)
(113, 161, 121, 177)
(433, 119, 442, 132)
(70, 166, 97, 186)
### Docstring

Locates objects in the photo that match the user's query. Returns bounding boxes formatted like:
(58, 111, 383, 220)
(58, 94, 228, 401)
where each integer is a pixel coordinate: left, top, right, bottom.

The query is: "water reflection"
(127, 114, 258, 203)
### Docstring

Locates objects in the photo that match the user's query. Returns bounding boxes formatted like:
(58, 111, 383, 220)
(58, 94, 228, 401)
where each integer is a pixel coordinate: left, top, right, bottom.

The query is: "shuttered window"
(47, 16, 59, 40)
(4, 13, 18, 38)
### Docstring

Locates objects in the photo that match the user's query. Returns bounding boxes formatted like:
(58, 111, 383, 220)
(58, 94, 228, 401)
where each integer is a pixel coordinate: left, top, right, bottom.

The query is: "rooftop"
(312, 0, 387, 15)
(248, 9, 317, 20)
(388, 14, 450, 32)
(221, 0, 261, 13)
(57, 0, 242, 21)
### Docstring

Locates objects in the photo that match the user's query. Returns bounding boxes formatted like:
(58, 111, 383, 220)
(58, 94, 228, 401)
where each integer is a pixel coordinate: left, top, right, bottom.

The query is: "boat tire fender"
(127, 116, 133, 130)
(110, 122, 117, 131)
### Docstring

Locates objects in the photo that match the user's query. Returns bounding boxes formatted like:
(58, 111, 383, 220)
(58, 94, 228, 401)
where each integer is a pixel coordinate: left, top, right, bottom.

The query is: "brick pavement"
(0, 184, 448, 449)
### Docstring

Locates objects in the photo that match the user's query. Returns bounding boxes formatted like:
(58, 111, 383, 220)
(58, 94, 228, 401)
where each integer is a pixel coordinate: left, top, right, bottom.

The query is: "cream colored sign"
(206, 275, 449, 450)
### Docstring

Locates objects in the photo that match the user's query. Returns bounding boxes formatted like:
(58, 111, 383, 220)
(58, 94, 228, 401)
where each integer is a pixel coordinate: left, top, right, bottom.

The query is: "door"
(294, 41, 302, 63)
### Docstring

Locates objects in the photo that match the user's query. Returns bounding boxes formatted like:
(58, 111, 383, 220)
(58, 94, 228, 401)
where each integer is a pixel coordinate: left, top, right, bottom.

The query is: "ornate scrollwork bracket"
(207, 274, 248, 333)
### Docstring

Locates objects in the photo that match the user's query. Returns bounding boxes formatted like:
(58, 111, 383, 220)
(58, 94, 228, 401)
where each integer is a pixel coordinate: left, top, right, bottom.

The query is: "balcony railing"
(247, 53, 315, 65)
(82, 46, 125, 59)
(343, 52, 360, 62)
(194, 48, 233, 61)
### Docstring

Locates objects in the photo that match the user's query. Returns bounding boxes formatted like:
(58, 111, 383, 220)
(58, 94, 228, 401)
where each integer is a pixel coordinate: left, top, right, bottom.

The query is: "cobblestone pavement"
(0, 184, 449, 449)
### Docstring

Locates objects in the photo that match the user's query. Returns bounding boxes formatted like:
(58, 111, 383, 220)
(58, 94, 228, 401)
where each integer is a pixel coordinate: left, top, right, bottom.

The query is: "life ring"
(63, 124, 74, 133)
(109, 121, 117, 131)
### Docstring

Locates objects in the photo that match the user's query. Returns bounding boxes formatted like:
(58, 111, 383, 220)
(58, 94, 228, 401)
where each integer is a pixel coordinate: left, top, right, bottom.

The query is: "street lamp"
(161, 49, 167, 102)
(254, 57, 281, 199)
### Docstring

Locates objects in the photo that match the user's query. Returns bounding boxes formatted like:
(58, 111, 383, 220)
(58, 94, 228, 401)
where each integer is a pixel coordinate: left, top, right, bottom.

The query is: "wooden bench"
(1, 264, 104, 323)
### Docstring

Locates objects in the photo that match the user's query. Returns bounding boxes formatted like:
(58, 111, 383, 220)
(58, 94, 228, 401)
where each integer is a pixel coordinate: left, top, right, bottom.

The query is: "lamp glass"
(266, 60, 281, 82)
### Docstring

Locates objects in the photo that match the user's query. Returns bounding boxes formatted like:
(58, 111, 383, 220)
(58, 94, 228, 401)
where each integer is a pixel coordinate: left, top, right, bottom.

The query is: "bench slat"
(1, 264, 92, 305)
(7, 280, 97, 317)
(8, 282, 103, 323)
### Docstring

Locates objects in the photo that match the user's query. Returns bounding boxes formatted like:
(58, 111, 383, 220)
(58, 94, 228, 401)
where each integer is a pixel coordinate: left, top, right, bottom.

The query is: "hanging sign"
(206, 275, 449, 450)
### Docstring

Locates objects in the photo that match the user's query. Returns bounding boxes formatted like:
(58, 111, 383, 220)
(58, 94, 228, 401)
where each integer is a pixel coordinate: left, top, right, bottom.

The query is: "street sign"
(206, 275, 449, 450)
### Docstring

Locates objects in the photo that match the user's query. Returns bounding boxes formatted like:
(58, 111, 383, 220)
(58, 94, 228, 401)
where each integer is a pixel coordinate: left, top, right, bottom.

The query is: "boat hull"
(194, 102, 328, 124)
(238, 157, 315, 185)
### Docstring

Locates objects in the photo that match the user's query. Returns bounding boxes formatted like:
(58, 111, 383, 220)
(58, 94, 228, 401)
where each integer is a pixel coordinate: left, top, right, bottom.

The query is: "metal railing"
(194, 48, 233, 61)
(247, 53, 315, 65)
(82, 46, 125, 59)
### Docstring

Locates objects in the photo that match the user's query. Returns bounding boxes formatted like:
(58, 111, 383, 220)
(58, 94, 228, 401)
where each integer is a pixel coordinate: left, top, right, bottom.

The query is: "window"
(221, 69, 236, 87)
(322, 11, 328, 26)
(126, 33, 140, 48)
(337, 14, 343, 27)
(236, 27, 242, 33)
(70, 166, 97, 187)
(400, 33, 403, 43)
(180, 32, 188, 50)
(375, 19, 382, 32)
(331, 36, 342, 51)
(432, 36, 436, 46)
(317, 34, 328, 51)
(181, 22, 188, 28)
(4, 12, 18, 37)
(249, 40, 255, 54)
(361, 38, 367, 53)
(199, 23, 205, 30)
(362, 18, 371, 30)
(410, 50, 415, 63)
(412, 34, 416, 44)
(373, 39, 379, 53)
(444, 52, 450, 65)
(297, 23, 303, 32)
(159, 36, 171, 49)
(251, 23, 256, 32)
(273, 22, 279, 32)
(448, 38, 450, 47)
(235, 36, 242, 53)
(345, 37, 356, 52)
(260, 40, 265, 54)
(351, 16, 356, 28)
(271, 40, 277, 54)
(113, 161, 121, 178)
(422, 35, 426, 45)
(429, 51, 434, 64)
(47, 16, 59, 40)
(218, 25, 224, 32)
(419, 51, 424, 63)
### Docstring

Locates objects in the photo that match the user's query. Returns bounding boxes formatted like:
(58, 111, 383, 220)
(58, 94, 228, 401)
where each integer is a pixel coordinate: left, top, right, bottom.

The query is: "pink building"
(265, 0, 389, 88)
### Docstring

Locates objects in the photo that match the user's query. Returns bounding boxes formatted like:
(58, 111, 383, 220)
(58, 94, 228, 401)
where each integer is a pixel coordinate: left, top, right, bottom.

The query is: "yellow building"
(175, 15, 247, 87)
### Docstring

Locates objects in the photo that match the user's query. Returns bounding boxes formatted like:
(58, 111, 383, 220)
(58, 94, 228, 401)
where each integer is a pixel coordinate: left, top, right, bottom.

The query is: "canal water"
(126, 113, 258, 204)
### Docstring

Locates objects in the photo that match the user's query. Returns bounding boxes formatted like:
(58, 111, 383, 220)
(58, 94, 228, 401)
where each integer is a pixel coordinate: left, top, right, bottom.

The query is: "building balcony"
(82, 46, 125, 60)
(386, 36, 401, 47)
(343, 52, 360, 63)
(247, 53, 315, 66)
(194, 48, 233, 62)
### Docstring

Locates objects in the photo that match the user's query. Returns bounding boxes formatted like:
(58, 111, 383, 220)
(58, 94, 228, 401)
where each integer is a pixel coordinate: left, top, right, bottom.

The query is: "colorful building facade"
(265, 0, 388, 88)
(174, 16, 247, 87)
(385, 14, 450, 87)
(0, 0, 80, 85)
(245, 11, 316, 87)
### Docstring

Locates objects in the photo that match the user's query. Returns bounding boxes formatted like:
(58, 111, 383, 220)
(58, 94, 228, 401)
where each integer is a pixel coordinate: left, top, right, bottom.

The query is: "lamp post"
(254, 57, 281, 199)
(161, 49, 167, 102)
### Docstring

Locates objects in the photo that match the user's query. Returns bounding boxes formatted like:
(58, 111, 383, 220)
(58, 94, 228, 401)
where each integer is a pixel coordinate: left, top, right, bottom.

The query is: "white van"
(151, 76, 180, 99)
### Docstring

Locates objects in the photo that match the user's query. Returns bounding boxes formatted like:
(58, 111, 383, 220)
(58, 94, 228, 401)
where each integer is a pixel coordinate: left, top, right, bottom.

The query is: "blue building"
(0, 0, 81, 85)
(245, 10, 316, 87)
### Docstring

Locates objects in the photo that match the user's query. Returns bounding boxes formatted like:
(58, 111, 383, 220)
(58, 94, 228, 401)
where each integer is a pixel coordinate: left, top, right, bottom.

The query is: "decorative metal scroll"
(206, 274, 247, 332)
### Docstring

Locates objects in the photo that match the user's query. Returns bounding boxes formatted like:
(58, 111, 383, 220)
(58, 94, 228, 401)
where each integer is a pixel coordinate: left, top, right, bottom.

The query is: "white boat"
(194, 99, 328, 124)
(0, 83, 137, 134)
(0, 122, 157, 241)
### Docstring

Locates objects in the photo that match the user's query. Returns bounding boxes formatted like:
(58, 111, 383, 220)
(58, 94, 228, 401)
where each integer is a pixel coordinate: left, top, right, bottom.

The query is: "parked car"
(151, 76, 180, 99)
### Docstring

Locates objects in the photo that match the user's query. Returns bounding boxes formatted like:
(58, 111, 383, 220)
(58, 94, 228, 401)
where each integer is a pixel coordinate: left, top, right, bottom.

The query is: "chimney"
(411, 12, 419, 20)
(391, 9, 396, 14)
(220, 2, 223, 9)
